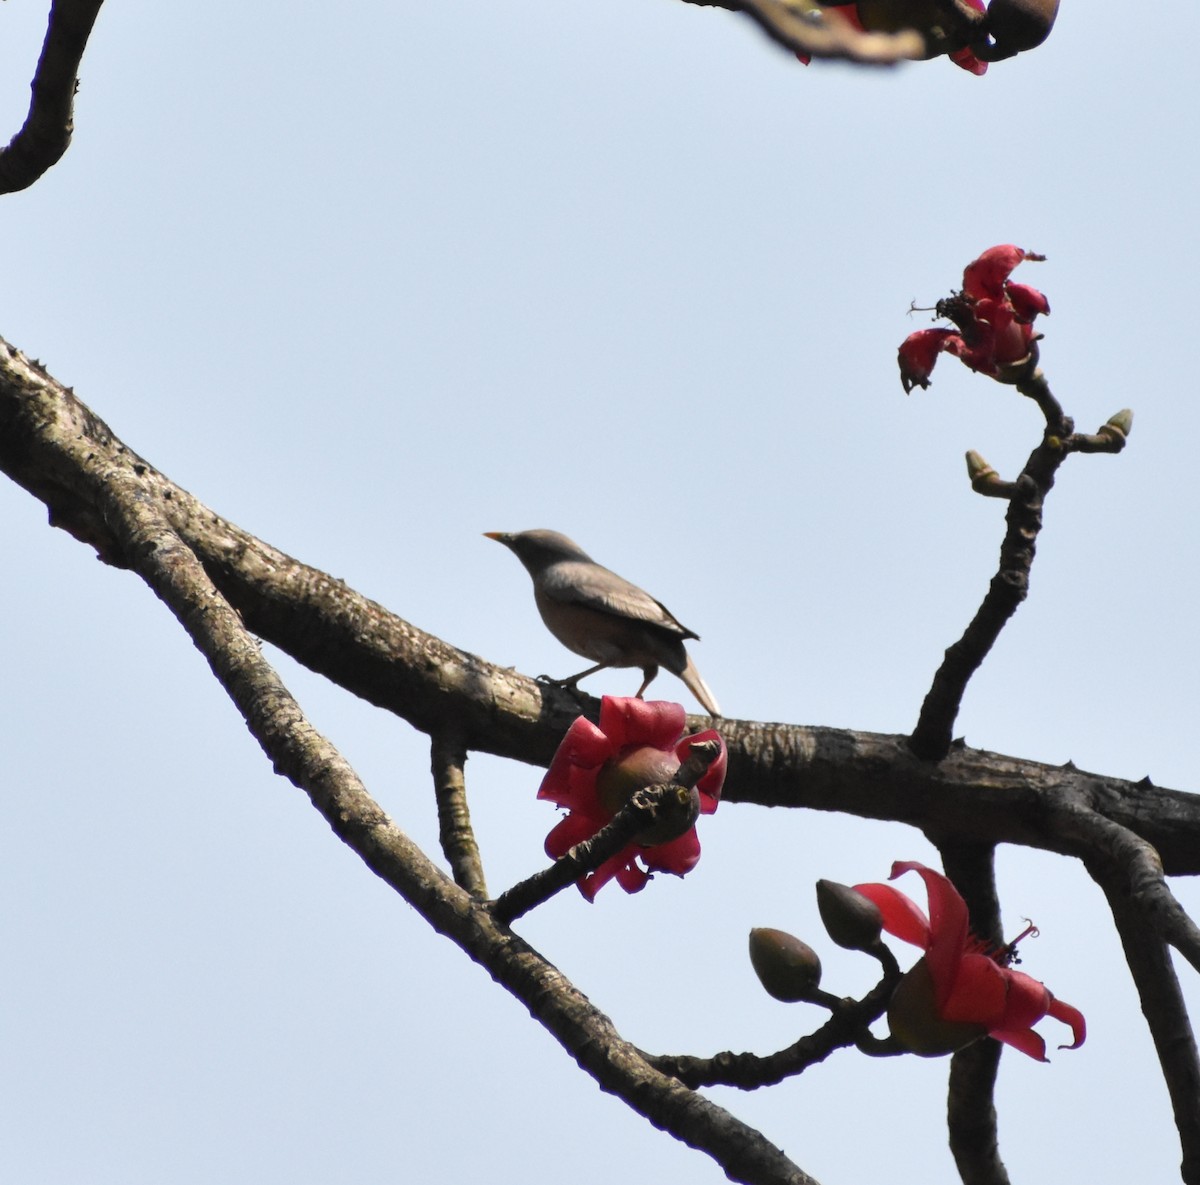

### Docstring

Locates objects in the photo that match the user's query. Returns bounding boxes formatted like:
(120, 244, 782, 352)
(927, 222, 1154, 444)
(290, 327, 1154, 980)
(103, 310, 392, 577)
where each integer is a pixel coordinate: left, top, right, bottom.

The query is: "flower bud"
(594, 745, 680, 817)
(965, 450, 994, 483)
(984, 0, 1058, 59)
(1099, 408, 1134, 444)
(887, 958, 987, 1056)
(816, 879, 884, 951)
(749, 928, 823, 1002)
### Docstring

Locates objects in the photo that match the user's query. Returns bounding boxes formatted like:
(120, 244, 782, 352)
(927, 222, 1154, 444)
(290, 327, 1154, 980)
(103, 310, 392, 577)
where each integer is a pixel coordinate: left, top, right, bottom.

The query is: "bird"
(485, 529, 721, 716)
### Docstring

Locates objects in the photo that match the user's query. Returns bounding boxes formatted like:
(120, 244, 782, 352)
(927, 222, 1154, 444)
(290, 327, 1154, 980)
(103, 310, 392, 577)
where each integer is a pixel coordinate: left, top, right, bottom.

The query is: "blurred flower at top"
(854, 860, 1086, 1059)
(898, 244, 1050, 392)
(537, 696, 726, 901)
(798, 0, 987, 73)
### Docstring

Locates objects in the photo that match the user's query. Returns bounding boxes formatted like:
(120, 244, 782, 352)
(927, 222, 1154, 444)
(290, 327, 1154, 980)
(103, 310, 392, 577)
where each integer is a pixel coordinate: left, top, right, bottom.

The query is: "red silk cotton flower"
(798, 0, 987, 73)
(898, 244, 1050, 393)
(537, 696, 726, 901)
(854, 861, 1086, 1060)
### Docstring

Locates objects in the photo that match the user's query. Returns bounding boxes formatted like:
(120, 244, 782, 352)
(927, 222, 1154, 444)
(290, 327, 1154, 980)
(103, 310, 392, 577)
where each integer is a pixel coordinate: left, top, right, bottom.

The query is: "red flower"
(853, 861, 1086, 1060)
(799, 1, 986, 73)
(899, 244, 1049, 392)
(537, 696, 726, 901)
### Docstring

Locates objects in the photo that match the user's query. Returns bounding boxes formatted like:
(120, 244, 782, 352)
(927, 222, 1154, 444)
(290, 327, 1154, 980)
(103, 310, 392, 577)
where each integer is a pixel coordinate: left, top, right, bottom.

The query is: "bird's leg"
(633, 665, 660, 700)
(538, 661, 610, 689)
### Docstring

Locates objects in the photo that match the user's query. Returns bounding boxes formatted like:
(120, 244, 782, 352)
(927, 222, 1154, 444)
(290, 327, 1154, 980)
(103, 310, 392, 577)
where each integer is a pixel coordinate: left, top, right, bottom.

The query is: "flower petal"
(580, 848, 646, 901)
(613, 856, 651, 894)
(949, 45, 987, 74)
(962, 245, 1027, 299)
(599, 696, 687, 754)
(641, 827, 701, 876)
(852, 882, 933, 950)
(1006, 281, 1050, 322)
(991, 1026, 1049, 1062)
(996, 967, 1053, 1030)
(1047, 994, 1087, 1049)
(537, 716, 614, 807)
(889, 862, 972, 1006)
(940, 951, 1011, 1025)
(543, 811, 604, 859)
(898, 328, 959, 393)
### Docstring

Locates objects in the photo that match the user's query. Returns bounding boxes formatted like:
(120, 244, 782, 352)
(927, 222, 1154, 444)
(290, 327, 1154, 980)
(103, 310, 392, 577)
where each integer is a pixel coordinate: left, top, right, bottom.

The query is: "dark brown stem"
(947, 1042, 1009, 1185)
(1093, 861, 1200, 1184)
(909, 371, 1130, 761)
(940, 844, 1010, 1185)
(645, 951, 900, 1089)
(431, 733, 488, 897)
(0, 0, 106, 194)
(1052, 801, 1200, 973)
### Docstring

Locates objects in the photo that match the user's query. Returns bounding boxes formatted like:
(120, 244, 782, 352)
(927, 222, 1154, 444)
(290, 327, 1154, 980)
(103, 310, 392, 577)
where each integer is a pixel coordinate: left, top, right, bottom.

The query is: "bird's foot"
(537, 674, 589, 700)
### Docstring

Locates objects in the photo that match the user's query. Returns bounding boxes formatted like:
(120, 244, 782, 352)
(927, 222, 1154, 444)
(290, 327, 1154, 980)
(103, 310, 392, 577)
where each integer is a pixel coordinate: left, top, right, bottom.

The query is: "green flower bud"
(1099, 408, 1134, 444)
(816, 879, 885, 951)
(749, 928, 823, 1003)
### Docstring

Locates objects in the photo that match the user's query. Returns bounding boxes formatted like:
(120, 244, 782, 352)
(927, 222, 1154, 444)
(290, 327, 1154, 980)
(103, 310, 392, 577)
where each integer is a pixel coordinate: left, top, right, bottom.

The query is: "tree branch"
(431, 733, 488, 897)
(1092, 861, 1200, 1184)
(0, 0, 106, 194)
(909, 368, 1130, 761)
(1048, 801, 1200, 976)
(87, 439, 821, 1185)
(1, 338, 1196, 880)
(940, 844, 1010, 1185)
(644, 954, 899, 1089)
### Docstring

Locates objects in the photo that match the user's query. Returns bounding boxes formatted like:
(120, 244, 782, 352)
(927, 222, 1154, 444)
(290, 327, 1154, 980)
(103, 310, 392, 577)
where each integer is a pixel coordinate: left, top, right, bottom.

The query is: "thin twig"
(0, 0, 106, 194)
(431, 733, 487, 897)
(909, 374, 1130, 761)
(645, 949, 900, 1089)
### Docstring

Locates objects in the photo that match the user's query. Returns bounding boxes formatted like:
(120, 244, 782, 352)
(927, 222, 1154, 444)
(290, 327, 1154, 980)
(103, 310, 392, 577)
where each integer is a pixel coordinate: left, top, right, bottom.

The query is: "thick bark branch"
(90, 437, 820, 1185)
(0, 0, 106, 194)
(1094, 864, 1200, 1184)
(1055, 802, 1200, 973)
(1, 338, 1197, 879)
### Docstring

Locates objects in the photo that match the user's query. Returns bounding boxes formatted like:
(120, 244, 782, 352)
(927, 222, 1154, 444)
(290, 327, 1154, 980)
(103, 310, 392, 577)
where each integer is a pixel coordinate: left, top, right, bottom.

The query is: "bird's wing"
(541, 561, 698, 639)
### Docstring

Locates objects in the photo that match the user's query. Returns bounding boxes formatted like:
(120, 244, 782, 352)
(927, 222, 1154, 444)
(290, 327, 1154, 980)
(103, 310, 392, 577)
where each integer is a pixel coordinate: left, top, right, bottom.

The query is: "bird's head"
(484, 530, 593, 571)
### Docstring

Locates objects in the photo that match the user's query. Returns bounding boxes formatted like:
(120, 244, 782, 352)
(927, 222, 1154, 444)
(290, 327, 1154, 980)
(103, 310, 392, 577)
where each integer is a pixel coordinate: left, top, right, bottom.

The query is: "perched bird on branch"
(485, 529, 721, 717)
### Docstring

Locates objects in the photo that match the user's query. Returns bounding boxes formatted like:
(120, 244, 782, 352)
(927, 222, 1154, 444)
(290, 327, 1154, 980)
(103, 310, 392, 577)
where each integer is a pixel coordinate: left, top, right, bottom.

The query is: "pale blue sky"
(2, 1, 1197, 1182)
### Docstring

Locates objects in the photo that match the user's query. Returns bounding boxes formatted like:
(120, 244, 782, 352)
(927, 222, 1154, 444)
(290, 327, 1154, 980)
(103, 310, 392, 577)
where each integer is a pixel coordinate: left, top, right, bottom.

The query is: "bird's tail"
(680, 655, 721, 718)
